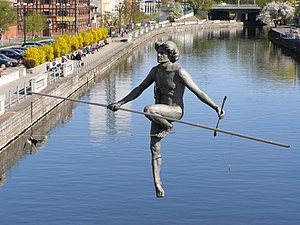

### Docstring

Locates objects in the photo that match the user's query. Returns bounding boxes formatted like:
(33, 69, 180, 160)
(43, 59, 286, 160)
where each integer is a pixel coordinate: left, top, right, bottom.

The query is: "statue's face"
(157, 46, 170, 63)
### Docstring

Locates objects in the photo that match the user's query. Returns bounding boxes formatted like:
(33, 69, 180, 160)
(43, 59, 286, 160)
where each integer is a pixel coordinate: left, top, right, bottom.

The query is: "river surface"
(1, 27, 300, 225)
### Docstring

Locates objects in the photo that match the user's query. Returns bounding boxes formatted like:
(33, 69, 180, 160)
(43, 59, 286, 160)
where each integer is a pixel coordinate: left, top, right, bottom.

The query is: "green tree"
(115, 2, 125, 28)
(168, 2, 183, 22)
(132, 0, 144, 24)
(0, 1, 16, 32)
(26, 11, 48, 38)
(189, 0, 215, 15)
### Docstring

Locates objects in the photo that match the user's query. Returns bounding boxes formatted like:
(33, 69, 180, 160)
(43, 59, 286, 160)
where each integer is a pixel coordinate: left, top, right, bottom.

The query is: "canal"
(1, 27, 300, 225)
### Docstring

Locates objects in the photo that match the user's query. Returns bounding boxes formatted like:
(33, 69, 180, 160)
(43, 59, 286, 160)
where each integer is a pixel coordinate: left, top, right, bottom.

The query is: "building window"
(58, 10, 68, 16)
(41, 0, 51, 4)
(58, 0, 68, 4)
(59, 23, 68, 28)
(43, 11, 51, 15)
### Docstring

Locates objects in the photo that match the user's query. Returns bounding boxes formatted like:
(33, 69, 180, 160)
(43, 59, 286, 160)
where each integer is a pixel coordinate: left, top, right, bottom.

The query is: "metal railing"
(4, 81, 30, 109)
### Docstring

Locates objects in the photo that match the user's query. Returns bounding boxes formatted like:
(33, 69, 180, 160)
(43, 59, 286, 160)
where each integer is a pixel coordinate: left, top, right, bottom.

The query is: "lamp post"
(62, 3, 65, 34)
(183, 0, 186, 25)
(116, 2, 124, 34)
(88, 1, 91, 28)
(56, 3, 63, 35)
(56, 3, 70, 35)
(157, 0, 160, 24)
(23, 3, 27, 44)
(75, 0, 78, 33)
(84, 1, 91, 28)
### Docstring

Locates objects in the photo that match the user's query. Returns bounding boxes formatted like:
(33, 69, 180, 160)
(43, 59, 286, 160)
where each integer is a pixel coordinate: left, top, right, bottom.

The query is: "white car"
(22, 42, 42, 48)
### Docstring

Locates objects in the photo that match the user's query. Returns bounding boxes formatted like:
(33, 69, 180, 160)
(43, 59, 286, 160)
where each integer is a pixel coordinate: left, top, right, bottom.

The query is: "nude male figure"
(108, 41, 225, 198)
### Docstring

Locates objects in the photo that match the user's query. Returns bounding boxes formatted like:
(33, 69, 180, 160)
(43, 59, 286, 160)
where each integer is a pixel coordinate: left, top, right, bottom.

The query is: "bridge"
(209, 4, 262, 23)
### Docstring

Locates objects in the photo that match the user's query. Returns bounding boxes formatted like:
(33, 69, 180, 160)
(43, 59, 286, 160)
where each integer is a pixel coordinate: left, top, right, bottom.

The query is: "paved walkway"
(0, 37, 128, 100)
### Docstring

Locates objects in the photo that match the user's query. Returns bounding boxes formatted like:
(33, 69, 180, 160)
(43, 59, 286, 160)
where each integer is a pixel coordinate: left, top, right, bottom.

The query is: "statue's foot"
(155, 182, 165, 198)
(156, 127, 172, 138)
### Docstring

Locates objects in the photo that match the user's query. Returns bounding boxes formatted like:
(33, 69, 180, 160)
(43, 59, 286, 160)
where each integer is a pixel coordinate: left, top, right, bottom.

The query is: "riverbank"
(0, 21, 243, 152)
(268, 26, 300, 54)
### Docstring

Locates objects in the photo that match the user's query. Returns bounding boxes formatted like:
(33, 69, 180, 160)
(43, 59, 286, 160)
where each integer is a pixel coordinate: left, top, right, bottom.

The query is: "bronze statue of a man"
(108, 41, 225, 198)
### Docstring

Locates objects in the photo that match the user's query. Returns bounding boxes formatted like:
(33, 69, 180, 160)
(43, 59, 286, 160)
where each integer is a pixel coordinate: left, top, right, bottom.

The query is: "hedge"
(24, 27, 108, 68)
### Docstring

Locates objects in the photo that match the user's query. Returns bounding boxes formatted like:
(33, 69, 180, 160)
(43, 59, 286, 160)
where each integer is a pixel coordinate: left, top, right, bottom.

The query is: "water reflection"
(89, 71, 133, 140)
(87, 41, 158, 144)
(0, 86, 88, 187)
(170, 28, 298, 85)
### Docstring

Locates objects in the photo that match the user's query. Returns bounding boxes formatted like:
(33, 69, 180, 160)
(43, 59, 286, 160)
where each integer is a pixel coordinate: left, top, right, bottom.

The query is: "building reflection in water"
(88, 42, 155, 143)
(89, 67, 133, 141)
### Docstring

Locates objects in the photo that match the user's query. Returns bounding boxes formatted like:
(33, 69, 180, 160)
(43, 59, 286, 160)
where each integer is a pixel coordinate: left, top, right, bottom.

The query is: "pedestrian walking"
(75, 52, 82, 67)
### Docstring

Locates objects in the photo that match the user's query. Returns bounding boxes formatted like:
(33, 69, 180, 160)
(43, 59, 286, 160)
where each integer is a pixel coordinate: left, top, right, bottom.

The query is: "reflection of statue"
(108, 41, 225, 198)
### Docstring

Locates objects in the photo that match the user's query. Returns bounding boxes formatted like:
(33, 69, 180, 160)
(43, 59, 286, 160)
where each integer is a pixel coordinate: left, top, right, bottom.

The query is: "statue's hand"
(217, 107, 225, 119)
(107, 102, 122, 111)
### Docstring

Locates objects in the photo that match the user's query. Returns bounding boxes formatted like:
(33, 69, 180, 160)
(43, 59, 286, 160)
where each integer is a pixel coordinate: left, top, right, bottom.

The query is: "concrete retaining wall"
(268, 27, 300, 54)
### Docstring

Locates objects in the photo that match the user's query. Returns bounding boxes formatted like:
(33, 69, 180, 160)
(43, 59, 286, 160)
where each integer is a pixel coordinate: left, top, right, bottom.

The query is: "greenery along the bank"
(23, 28, 108, 68)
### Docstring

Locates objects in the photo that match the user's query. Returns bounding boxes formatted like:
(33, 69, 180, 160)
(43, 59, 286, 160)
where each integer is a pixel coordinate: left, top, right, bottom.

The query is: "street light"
(157, 0, 161, 24)
(75, 0, 78, 33)
(21, 2, 33, 43)
(23, 3, 27, 44)
(56, 3, 70, 35)
(116, 2, 124, 34)
(84, 1, 91, 28)
(183, 0, 186, 25)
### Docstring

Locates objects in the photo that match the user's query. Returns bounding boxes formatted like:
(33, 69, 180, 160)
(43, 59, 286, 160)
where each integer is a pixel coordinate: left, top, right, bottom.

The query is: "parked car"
(22, 42, 42, 48)
(38, 39, 54, 45)
(0, 49, 24, 62)
(10, 48, 24, 54)
(0, 53, 19, 68)
(10, 46, 27, 52)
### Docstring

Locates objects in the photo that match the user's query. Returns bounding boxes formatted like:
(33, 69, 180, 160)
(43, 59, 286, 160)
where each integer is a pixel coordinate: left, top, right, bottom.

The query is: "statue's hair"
(155, 41, 180, 62)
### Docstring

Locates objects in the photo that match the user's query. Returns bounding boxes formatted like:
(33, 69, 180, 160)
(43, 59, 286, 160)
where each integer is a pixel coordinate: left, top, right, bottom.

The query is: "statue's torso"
(154, 63, 185, 107)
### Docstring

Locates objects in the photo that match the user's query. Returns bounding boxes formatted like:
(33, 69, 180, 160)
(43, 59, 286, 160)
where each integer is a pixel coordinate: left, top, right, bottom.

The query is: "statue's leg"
(144, 104, 182, 138)
(150, 122, 165, 198)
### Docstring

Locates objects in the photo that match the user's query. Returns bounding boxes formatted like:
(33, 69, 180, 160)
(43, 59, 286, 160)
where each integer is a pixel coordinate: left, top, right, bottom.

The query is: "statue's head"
(155, 41, 180, 63)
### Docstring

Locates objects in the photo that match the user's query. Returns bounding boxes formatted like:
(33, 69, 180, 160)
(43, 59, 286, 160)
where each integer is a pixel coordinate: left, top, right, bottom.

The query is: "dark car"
(22, 42, 42, 48)
(0, 53, 19, 68)
(0, 49, 24, 62)
(10, 46, 27, 53)
(10, 48, 24, 54)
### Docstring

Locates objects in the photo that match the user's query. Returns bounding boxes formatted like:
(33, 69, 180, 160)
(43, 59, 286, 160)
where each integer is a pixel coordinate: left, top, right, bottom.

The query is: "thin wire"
(28, 91, 291, 148)
(3, 132, 178, 138)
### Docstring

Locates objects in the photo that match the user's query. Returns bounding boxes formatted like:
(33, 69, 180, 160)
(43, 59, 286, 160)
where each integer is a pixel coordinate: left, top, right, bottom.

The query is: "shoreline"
(268, 26, 300, 54)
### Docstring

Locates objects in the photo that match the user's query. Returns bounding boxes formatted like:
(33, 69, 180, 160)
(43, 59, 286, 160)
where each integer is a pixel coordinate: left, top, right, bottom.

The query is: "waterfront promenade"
(0, 37, 128, 98)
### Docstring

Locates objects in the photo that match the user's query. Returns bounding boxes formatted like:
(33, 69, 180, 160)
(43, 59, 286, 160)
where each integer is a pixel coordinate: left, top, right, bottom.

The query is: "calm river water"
(1, 27, 300, 225)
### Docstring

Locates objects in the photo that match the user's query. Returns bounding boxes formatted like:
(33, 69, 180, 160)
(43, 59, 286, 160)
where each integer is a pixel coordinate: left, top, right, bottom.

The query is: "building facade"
(14, 0, 91, 35)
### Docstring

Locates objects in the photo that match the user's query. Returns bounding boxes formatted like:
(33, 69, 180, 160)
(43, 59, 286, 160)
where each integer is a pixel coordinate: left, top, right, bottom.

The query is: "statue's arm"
(179, 68, 225, 118)
(107, 68, 155, 111)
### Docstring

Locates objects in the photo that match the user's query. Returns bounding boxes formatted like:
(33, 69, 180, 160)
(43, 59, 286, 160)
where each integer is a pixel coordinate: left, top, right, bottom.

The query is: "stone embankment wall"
(268, 27, 300, 54)
(0, 21, 243, 151)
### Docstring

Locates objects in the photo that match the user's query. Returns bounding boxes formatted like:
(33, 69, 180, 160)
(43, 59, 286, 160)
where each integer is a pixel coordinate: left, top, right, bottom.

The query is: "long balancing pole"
(29, 91, 290, 148)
